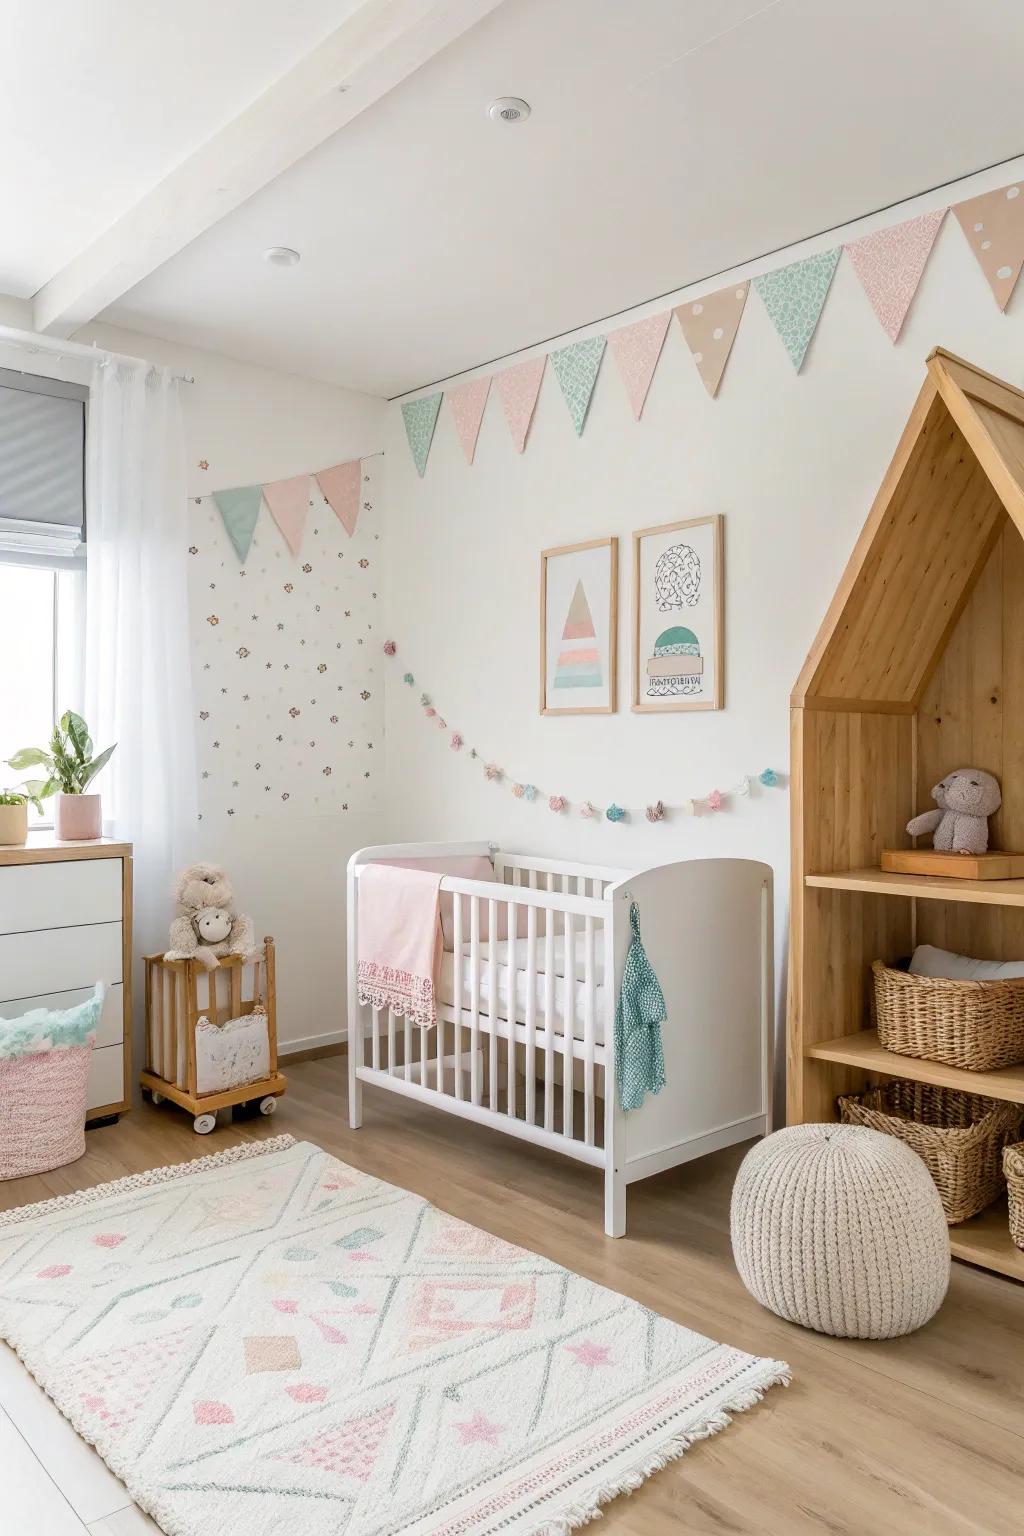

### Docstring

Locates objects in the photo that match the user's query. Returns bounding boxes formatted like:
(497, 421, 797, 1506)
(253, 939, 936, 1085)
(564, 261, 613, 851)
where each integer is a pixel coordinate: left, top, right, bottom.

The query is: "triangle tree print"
(554, 579, 601, 689)
(754, 248, 841, 371)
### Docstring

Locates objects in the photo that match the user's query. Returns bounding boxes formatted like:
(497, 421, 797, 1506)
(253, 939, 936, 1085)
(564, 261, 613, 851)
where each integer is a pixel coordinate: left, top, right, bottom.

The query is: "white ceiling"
(8, 0, 1024, 397)
(0, 0, 357, 294)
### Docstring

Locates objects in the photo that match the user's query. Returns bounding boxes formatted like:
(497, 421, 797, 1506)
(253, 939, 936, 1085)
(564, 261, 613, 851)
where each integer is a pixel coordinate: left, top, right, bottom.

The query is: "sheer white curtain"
(85, 360, 198, 973)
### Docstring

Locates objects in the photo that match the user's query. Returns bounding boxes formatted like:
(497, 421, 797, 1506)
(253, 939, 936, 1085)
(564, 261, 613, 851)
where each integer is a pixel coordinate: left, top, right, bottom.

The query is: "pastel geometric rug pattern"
(0, 1137, 788, 1536)
(754, 248, 841, 371)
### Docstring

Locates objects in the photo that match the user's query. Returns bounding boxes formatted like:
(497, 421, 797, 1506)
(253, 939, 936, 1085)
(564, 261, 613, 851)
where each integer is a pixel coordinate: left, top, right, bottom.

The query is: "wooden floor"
(2, 1056, 1023, 1535)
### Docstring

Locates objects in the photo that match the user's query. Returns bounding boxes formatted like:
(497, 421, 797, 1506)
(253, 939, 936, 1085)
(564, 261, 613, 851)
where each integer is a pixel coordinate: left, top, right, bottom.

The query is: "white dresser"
(0, 837, 132, 1120)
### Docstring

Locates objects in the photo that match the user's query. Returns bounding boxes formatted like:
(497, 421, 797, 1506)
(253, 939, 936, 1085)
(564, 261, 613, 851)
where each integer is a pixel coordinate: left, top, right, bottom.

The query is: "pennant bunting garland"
(550, 336, 607, 435)
(952, 182, 1024, 310)
(754, 248, 841, 371)
(213, 486, 263, 564)
(495, 356, 546, 452)
(674, 282, 749, 397)
(845, 209, 945, 341)
(261, 473, 310, 557)
(447, 375, 491, 464)
(401, 392, 443, 476)
(607, 312, 670, 419)
(316, 460, 362, 538)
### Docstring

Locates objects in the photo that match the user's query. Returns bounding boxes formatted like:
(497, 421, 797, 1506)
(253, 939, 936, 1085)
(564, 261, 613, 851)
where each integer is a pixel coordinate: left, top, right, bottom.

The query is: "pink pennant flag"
(447, 376, 491, 464)
(845, 209, 944, 342)
(952, 181, 1024, 310)
(495, 356, 546, 453)
(261, 474, 310, 558)
(674, 282, 749, 397)
(316, 460, 361, 538)
(607, 312, 671, 419)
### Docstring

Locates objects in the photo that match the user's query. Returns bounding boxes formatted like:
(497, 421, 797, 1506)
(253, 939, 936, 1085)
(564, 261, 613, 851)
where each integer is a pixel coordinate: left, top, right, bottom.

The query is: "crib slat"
(372, 1007, 381, 1071)
(543, 914, 555, 1131)
(453, 892, 464, 1100)
(487, 898, 498, 1110)
(563, 911, 575, 1139)
(525, 904, 537, 1126)
(584, 916, 596, 1145)
(419, 1022, 428, 1085)
(435, 1013, 444, 1093)
(404, 1013, 412, 1082)
(387, 1009, 396, 1077)
(470, 897, 482, 1105)
(506, 899, 517, 1120)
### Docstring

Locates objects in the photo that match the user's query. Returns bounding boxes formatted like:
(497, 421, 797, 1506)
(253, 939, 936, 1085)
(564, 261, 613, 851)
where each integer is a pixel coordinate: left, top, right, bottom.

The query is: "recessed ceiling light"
(263, 247, 301, 268)
(487, 97, 531, 124)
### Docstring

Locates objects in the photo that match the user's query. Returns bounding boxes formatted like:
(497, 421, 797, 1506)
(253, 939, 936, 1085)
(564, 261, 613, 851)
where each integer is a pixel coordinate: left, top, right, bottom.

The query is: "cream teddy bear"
(165, 861, 256, 970)
(906, 768, 1001, 856)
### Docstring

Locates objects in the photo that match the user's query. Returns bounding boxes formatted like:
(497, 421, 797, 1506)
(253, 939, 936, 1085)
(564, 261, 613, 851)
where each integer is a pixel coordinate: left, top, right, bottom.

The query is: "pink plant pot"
(55, 793, 102, 841)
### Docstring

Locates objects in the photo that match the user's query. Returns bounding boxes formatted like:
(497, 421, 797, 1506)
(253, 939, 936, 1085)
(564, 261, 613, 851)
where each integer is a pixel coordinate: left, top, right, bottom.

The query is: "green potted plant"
(6, 712, 116, 842)
(0, 788, 42, 847)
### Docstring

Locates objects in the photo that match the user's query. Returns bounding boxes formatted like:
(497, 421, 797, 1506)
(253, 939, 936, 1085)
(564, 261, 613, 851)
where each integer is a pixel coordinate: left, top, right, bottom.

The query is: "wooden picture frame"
(540, 536, 618, 715)
(632, 515, 724, 712)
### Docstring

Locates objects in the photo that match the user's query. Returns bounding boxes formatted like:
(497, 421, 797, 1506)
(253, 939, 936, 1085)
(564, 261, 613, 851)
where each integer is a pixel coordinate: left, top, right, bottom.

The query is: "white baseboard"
(279, 1028, 345, 1056)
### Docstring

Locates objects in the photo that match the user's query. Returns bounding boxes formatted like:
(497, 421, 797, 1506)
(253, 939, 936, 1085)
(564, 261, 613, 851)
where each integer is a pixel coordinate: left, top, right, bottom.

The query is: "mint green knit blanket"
(614, 903, 667, 1111)
(0, 984, 106, 1059)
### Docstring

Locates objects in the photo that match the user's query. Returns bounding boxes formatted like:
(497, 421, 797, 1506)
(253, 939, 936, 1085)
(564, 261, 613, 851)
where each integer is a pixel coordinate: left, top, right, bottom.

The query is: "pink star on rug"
(455, 1409, 503, 1446)
(565, 1340, 612, 1369)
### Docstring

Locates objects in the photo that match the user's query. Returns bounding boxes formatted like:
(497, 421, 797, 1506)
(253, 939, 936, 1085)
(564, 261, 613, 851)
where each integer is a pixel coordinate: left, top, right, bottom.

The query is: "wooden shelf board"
(804, 1028, 1024, 1104)
(805, 867, 1024, 907)
(949, 1203, 1024, 1282)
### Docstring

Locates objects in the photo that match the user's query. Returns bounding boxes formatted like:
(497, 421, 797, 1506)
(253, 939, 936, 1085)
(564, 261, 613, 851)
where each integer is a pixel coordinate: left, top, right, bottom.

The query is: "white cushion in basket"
(910, 944, 1024, 981)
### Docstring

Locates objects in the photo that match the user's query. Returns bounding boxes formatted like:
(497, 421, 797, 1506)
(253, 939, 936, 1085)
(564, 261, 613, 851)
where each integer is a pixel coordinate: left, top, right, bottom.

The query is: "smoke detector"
(487, 97, 531, 124)
(263, 247, 301, 268)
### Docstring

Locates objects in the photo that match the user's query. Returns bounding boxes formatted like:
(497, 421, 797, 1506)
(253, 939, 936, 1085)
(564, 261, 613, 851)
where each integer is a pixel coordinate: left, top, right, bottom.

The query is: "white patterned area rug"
(0, 1135, 788, 1536)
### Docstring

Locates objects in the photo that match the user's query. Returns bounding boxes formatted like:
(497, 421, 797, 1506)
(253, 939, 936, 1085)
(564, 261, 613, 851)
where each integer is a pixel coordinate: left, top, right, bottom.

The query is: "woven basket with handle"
(1005, 1143, 1024, 1252)
(838, 1081, 1023, 1224)
(872, 959, 1024, 1071)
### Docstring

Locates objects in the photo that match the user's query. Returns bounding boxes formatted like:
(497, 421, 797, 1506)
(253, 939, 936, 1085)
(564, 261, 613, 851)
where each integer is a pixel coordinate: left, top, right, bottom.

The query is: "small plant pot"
(55, 793, 102, 841)
(0, 803, 28, 846)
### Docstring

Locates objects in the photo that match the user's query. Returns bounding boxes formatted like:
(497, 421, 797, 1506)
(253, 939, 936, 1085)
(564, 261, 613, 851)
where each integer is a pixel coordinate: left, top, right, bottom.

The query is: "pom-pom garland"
(383, 648, 782, 825)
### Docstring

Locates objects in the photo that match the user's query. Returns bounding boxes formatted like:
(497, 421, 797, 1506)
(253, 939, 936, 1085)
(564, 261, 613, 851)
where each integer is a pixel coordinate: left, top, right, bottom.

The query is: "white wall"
(383, 155, 1024, 1076)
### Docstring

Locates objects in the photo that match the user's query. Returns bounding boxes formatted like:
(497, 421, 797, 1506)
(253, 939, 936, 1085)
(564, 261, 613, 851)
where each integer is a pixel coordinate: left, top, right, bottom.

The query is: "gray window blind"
(0, 369, 86, 559)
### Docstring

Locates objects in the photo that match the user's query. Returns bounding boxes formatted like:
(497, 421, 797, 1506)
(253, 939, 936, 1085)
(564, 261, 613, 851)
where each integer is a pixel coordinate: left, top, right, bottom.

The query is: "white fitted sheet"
(437, 934, 606, 1043)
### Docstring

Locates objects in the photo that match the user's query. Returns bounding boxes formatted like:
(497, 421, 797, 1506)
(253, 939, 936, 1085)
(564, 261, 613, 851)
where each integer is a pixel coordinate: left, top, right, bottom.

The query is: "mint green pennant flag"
(549, 336, 606, 435)
(213, 485, 263, 563)
(401, 392, 443, 477)
(754, 248, 841, 371)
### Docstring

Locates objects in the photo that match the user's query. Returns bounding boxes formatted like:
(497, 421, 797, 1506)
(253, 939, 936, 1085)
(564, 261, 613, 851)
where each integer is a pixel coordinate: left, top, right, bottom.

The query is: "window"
(0, 367, 87, 822)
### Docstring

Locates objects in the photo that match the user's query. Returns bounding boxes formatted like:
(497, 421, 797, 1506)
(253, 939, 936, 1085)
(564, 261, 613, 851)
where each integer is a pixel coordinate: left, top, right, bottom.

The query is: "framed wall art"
(632, 515, 724, 712)
(540, 536, 618, 715)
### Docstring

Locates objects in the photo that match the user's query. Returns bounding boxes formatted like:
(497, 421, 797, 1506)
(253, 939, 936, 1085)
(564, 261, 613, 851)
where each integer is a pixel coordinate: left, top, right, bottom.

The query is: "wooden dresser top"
(0, 835, 132, 868)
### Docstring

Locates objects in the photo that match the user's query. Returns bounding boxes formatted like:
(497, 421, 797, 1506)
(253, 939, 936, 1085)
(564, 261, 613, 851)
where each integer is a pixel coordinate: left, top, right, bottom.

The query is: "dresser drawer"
(0, 858, 122, 935)
(0, 922, 122, 1004)
(0, 981, 124, 1049)
(86, 1043, 125, 1112)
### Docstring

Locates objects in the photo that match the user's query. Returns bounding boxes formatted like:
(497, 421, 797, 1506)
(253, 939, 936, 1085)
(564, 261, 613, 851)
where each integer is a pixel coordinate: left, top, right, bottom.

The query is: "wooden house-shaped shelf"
(789, 348, 1024, 1282)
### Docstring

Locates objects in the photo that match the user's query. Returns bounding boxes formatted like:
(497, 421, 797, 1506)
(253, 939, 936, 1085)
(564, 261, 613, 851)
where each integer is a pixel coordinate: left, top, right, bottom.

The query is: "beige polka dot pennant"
(673, 282, 749, 398)
(952, 182, 1024, 312)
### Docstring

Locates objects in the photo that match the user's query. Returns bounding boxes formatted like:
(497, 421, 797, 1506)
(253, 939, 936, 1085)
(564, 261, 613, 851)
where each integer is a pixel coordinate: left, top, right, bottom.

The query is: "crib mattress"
(437, 934, 607, 1043)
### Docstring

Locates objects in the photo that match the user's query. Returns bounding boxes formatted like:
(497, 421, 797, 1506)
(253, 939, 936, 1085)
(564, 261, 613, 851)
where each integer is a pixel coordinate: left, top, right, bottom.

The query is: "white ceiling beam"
(32, 0, 507, 336)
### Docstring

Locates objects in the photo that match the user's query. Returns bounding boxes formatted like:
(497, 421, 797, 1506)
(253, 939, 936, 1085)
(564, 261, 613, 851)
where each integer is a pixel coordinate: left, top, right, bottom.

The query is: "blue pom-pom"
(403, 672, 414, 685)
(523, 784, 537, 802)
(606, 803, 626, 823)
(419, 693, 431, 707)
(758, 768, 779, 788)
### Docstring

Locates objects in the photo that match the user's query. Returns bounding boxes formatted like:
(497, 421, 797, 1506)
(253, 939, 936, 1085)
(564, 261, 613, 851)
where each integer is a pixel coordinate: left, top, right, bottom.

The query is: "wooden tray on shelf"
(880, 848, 1024, 881)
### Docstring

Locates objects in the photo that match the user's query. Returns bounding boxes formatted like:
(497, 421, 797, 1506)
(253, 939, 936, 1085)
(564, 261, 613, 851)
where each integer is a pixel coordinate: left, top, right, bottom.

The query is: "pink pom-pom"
(383, 640, 396, 656)
(450, 732, 463, 751)
(512, 783, 525, 798)
(424, 706, 436, 718)
(485, 763, 501, 782)
(549, 795, 566, 813)
(706, 789, 723, 812)
(579, 800, 597, 819)
(646, 800, 665, 822)
(437, 717, 446, 729)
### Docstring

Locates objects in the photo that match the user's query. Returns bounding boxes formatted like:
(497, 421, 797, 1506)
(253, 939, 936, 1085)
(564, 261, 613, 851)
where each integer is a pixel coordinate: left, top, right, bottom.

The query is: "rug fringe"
(516, 1364, 792, 1536)
(0, 1132, 297, 1228)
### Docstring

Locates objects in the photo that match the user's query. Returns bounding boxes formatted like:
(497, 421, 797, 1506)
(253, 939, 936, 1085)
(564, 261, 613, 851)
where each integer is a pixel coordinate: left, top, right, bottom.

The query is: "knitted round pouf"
(731, 1124, 950, 1338)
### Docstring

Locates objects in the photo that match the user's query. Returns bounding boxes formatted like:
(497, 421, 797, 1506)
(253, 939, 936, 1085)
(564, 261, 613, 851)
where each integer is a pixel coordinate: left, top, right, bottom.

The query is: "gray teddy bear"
(906, 768, 1001, 855)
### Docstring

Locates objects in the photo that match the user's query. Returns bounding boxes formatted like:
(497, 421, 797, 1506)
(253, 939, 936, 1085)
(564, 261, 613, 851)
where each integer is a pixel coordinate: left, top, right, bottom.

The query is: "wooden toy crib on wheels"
(140, 937, 287, 1133)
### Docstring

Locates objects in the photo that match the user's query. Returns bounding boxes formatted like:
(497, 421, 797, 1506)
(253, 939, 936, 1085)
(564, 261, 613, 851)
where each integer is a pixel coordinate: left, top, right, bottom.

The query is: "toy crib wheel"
(151, 1091, 164, 1106)
(259, 1096, 278, 1117)
(194, 1113, 217, 1135)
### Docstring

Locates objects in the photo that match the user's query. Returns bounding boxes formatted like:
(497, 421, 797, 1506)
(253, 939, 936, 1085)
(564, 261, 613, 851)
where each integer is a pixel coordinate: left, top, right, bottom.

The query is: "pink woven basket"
(0, 1045, 92, 1180)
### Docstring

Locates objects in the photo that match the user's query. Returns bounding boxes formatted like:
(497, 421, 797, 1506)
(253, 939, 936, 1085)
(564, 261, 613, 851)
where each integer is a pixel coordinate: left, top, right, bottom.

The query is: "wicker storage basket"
(1005, 1143, 1024, 1252)
(0, 1045, 91, 1180)
(838, 1081, 1023, 1224)
(872, 959, 1024, 1071)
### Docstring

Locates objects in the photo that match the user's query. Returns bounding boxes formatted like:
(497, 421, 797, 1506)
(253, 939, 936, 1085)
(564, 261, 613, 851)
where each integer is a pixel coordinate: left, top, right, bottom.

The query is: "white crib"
(347, 843, 773, 1236)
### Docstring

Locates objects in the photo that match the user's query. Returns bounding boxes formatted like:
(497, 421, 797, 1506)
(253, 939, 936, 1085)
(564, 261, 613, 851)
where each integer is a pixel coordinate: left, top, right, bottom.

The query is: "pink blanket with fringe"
(356, 862, 443, 1027)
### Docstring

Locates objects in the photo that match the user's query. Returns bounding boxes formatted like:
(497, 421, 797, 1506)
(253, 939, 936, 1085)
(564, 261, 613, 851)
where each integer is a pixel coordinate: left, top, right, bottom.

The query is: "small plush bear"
(906, 768, 1001, 855)
(165, 861, 256, 970)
